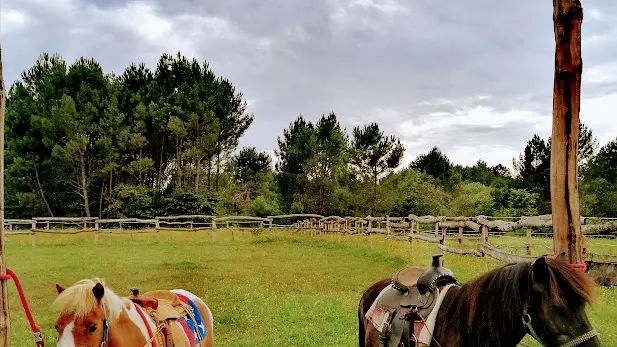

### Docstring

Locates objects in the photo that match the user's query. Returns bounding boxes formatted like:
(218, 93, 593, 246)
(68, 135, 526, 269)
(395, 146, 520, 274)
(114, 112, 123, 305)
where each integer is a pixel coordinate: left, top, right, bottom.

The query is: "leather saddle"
(129, 288, 200, 347)
(371, 254, 458, 347)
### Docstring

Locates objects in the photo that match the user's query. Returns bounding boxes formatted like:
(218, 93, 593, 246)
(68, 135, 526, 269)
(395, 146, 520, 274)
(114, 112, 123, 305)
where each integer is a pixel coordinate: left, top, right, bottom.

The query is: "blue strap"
(100, 319, 109, 347)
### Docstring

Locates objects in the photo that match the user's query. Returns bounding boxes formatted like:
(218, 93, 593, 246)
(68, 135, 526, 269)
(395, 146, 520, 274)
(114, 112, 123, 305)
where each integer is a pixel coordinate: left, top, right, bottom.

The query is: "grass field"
(3, 229, 616, 346)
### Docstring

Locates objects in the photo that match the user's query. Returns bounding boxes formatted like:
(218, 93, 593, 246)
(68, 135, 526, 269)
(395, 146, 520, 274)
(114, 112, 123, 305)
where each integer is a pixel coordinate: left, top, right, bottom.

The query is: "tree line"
(4, 52, 617, 218)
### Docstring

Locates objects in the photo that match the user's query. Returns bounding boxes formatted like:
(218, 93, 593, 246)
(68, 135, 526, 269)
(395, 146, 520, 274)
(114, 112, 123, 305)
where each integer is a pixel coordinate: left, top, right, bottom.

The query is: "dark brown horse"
(358, 255, 601, 347)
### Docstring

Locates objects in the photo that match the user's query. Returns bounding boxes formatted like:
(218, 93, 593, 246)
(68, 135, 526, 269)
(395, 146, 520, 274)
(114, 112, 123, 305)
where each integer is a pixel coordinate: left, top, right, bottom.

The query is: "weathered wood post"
(526, 226, 532, 256)
(440, 217, 446, 245)
(481, 224, 488, 270)
(155, 219, 160, 242)
(0, 44, 9, 346)
(94, 220, 100, 244)
(551, 0, 585, 268)
(268, 217, 273, 233)
(386, 216, 391, 237)
(409, 219, 414, 256)
(211, 217, 217, 242)
(30, 219, 36, 247)
(458, 222, 464, 249)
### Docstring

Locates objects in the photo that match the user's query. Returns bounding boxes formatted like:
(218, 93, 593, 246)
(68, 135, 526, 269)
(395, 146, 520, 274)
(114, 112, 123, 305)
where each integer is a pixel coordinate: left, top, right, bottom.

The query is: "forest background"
(5, 52, 616, 219)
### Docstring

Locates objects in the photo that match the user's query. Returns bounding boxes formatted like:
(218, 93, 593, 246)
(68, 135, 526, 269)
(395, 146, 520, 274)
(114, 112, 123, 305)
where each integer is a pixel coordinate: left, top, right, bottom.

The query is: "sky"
(1, 0, 617, 171)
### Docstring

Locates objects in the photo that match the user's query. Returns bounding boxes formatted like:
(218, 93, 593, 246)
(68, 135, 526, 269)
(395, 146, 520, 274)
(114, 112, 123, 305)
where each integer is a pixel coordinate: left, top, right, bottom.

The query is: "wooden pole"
(526, 226, 532, 256)
(94, 221, 100, 244)
(458, 222, 463, 249)
(551, 0, 585, 265)
(0, 42, 10, 347)
(409, 220, 414, 256)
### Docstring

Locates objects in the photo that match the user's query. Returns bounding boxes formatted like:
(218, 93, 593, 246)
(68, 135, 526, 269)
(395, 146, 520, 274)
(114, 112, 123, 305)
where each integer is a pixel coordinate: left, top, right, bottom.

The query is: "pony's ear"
(55, 283, 66, 294)
(531, 256, 549, 285)
(93, 282, 105, 302)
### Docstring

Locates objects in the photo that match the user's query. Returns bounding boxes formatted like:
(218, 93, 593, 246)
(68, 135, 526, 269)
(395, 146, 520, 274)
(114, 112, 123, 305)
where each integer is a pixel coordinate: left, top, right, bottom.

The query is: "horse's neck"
(434, 280, 526, 346)
(108, 298, 157, 347)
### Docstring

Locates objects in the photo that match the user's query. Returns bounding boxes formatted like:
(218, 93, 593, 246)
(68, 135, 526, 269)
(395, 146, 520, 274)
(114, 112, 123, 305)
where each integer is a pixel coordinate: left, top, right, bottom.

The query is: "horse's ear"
(93, 282, 105, 302)
(55, 283, 66, 294)
(531, 256, 549, 284)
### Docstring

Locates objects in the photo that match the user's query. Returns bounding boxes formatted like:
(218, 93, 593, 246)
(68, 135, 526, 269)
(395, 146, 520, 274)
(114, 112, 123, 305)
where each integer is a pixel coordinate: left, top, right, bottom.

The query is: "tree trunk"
(139, 148, 143, 186)
(109, 169, 113, 198)
(195, 159, 201, 193)
(372, 170, 378, 214)
(551, 0, 584, 265)
(207, 157, 212, 191)
(215, 152, 221, 191)
(99, 183, 105, 219)
(0, 42, 11, 347)
(176, 138, 182, 188)
(158, 137, 165, 189)
(80, 154, 91, 217)
(34, 166, 53, 217)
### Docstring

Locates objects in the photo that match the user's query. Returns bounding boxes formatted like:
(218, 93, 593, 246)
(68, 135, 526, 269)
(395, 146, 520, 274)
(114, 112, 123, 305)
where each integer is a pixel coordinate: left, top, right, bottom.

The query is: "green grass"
(3, 229, 616, 346)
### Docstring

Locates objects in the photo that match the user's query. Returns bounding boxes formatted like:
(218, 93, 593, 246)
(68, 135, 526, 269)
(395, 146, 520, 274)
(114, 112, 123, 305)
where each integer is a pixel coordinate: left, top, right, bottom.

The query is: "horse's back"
(170, 289, 214, 347)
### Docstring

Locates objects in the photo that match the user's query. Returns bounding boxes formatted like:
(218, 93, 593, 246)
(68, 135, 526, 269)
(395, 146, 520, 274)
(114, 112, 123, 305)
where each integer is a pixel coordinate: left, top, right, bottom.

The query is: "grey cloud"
(3, 0, 616, 168)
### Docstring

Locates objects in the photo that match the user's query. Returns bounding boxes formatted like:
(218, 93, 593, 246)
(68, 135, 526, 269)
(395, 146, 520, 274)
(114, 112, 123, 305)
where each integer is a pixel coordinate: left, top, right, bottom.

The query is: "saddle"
(366, 254, 458, 347)
(129, 288, 202, 347)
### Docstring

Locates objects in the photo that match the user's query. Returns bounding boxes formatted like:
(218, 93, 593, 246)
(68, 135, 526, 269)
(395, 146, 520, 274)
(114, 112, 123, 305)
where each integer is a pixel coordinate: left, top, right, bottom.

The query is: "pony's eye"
(88, 325, 97, 333)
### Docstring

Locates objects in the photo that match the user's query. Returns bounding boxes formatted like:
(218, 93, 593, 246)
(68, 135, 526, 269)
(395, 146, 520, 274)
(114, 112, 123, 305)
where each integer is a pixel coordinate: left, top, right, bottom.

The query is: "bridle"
(521, 304, 598, 347)
(99, 302, 156, 347)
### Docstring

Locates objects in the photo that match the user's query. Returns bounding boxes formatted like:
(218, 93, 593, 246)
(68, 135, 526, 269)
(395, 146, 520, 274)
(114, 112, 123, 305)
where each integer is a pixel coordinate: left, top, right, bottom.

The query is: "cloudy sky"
(2, 0, 617, 171)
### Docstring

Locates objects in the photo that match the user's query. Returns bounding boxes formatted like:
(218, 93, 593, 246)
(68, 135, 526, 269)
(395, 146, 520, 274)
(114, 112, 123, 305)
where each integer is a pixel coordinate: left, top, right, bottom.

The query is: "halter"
(522, 305, 598, 347)
(100, 302, 110, 347)
(98, 302, 157, 347)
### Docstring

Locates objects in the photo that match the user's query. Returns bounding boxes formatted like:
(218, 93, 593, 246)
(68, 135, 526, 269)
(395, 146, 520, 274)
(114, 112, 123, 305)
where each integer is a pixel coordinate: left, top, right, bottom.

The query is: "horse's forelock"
(546, 257, 596, 306)
(53, 278, 123, 320)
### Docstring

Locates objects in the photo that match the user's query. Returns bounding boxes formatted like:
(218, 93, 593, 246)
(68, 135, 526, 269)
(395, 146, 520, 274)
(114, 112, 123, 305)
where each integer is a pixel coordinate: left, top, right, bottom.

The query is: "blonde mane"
(52, 278, 124, 320)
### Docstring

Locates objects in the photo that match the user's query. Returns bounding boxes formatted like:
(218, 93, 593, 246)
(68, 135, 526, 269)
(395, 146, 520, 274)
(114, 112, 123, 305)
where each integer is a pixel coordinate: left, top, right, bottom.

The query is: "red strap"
(568, 262, 587, 272)
(134, 302, 157, 347)
(0, 269, 44, 346)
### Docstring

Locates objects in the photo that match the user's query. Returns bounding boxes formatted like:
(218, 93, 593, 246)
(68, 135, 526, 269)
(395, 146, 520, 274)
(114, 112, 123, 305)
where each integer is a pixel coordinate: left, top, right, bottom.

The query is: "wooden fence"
(5, 214, 617, 266)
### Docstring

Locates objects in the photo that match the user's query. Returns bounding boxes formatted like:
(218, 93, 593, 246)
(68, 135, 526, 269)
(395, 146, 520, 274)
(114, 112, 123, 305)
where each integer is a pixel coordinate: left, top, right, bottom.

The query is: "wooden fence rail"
(5, 214, 617, 267)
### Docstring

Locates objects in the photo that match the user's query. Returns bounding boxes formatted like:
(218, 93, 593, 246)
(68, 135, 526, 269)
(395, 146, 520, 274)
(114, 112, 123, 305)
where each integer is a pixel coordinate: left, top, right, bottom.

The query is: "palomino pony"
(358, 255, 601, 347)
(53, 278, 214, 347)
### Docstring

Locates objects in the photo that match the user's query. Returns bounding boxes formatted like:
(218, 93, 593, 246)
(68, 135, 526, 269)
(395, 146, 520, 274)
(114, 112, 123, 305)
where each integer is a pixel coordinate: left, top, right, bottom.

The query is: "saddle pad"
(171, 289, 208, 346)
(365, 284, 396, 332)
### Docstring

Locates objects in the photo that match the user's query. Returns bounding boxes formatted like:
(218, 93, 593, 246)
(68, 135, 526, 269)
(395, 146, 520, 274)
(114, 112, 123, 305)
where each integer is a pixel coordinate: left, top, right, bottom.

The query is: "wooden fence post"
(94, 220, 100, 244)
(441, 224, 446, 245)
(268, 218, 273, 233)
(386, 216, 391, 237)
(0, 43, 10, 347)
(440, 217, 446, 245)
(211, 218, 217, 242)
(458, 222, 463, 249)
(31, 219, 36, 247)
(155, 220, 160, 242)
(409, 219, 414, 256)
(526, 226, 532, 256)
(482, 225, 488, 271)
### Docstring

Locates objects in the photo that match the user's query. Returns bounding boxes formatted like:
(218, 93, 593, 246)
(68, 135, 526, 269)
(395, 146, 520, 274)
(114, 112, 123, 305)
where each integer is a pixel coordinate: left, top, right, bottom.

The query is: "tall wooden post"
(551, 0, 585, 266)
(0, 43, 10, 347)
